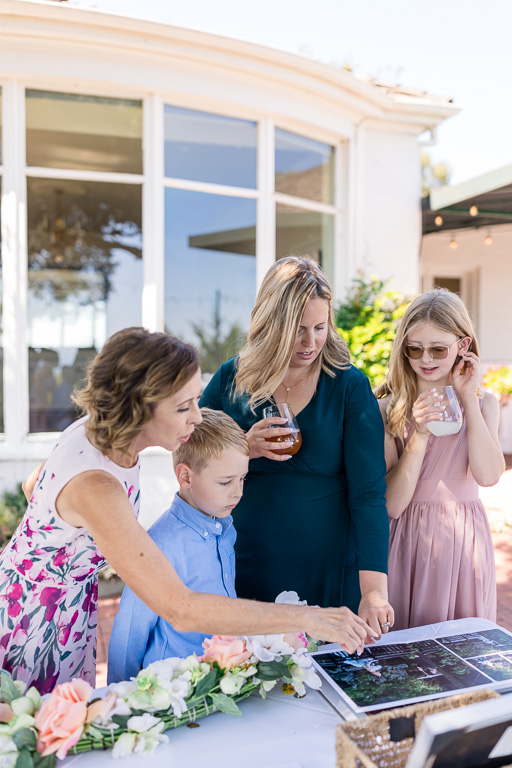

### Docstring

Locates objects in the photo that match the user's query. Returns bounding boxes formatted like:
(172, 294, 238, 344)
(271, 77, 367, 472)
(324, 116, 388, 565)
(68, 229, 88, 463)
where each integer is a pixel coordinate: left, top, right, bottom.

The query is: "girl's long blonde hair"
(374, 288, 481, 441)
(235, 256, 350, 410)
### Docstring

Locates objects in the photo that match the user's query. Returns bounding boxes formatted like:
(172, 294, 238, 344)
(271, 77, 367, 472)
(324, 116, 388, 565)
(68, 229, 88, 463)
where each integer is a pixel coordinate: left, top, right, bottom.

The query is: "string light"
(435, 215, 443, 226)
(485, 234, 493, 246)
(469, 205, 478, 216)
(449, 238, 458, 250)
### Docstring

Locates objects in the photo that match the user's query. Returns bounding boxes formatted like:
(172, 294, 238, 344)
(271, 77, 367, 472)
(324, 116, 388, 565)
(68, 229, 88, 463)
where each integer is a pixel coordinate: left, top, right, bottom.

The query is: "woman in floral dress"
(0, 328, 372, 693)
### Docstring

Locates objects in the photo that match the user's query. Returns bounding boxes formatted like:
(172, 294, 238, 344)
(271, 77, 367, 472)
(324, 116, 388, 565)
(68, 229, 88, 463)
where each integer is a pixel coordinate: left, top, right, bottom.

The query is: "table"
(62, 618, 510, 768)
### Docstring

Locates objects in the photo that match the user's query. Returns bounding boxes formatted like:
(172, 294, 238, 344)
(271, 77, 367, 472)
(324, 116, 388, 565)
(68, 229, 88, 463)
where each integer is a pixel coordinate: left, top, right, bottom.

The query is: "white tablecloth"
(62, 618, 508, 768)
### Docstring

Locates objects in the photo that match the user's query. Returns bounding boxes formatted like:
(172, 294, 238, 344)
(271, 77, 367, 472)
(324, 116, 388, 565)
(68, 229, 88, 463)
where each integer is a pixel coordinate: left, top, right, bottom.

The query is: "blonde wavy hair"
(374, 288, 481, 441)
(235, 256, 350, 409)
(173, 407, 249, 473)
(73, 327, 199, 454)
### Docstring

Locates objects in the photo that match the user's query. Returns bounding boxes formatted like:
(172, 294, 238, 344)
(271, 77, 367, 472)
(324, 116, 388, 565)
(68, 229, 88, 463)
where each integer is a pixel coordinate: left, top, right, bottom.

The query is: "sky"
(70, 0, 512, 186)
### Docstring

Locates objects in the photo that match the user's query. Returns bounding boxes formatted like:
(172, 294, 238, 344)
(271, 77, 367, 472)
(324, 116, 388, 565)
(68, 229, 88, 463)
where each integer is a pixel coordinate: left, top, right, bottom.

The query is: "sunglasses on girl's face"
(403, 339, 463, 360)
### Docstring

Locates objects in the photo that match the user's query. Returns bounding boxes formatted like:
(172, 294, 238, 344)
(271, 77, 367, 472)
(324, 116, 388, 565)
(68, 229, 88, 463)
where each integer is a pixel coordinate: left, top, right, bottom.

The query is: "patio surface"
(95, 462, 512, 688)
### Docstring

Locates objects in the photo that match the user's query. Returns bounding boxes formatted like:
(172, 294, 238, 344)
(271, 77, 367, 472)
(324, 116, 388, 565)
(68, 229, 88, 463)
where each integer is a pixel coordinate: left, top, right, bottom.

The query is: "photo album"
(309, 627, 512, 714)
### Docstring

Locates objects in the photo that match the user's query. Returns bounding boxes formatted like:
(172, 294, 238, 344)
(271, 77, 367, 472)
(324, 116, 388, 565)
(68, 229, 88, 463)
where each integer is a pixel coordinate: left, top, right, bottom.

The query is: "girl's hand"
(452, 351, 480, 403)
(358, 591, 395, 640)
(246, 417, 294, 461)
(412, 391, 446, 436)
(305, 606, 378, 654)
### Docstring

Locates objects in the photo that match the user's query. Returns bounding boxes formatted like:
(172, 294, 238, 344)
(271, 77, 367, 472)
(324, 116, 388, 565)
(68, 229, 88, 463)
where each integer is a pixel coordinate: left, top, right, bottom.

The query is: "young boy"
(107, 408, 249, 683)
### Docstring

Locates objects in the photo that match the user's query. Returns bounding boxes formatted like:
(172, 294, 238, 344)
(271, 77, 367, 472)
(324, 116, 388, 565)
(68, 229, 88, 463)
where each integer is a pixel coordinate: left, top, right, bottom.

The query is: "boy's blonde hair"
(173, 408, 249, 473)
(374, 288, 482, 441)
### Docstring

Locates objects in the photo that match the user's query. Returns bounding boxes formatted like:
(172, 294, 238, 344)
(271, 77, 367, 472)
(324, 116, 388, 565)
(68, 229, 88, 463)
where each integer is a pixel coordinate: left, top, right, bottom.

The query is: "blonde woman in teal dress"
(0, 328, 373, 693)
(200, 257, 394, 640)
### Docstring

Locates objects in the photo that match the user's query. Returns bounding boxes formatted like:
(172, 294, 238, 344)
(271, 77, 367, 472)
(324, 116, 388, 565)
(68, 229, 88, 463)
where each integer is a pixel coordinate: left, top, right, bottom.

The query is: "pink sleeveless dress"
(388, 409, 496, 630)
(0, 417, 140, 693)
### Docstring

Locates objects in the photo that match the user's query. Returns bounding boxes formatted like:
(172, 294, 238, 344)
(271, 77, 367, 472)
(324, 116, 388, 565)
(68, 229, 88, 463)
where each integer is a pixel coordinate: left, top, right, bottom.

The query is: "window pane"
(275, 128, 334, 204)
(276, 202, 334, 280)
(164, 105, 257, 188)
(27, 178, 142, 432)
(26, 91, 142, 173)
(165, 189, 256, 375)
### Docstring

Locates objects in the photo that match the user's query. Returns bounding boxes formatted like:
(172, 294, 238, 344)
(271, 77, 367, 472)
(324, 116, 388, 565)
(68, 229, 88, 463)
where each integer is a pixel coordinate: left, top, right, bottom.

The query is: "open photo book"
(309, 617, 512, 715)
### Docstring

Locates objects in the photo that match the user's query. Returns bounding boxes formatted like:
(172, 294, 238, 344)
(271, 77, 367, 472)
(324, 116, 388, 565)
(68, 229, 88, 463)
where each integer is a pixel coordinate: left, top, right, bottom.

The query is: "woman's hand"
(358, 590, 395, 640)
(452, 351, 480, 403)
(412, 391, 446, 436)
(246, 416, 294, 461)
(305, 606, 377, 654)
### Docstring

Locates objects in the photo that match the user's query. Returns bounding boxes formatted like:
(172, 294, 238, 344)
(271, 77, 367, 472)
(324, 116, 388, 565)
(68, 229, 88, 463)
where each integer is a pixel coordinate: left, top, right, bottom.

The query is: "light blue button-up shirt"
(107, 493, 236, 683)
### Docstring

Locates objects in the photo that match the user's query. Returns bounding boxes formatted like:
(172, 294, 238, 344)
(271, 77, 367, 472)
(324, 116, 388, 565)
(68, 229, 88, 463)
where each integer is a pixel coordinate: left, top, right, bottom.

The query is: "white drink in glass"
(426, 385, 462, 436)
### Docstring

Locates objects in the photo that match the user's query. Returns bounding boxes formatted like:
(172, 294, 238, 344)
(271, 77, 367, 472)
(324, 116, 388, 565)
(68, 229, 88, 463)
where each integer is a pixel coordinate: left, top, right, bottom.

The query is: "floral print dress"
(0, 417, 140, 693)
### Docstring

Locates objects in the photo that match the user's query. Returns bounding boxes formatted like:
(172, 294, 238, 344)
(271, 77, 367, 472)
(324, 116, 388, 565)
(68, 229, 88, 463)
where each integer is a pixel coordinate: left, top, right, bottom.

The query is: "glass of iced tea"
(262, 403, 302, 455)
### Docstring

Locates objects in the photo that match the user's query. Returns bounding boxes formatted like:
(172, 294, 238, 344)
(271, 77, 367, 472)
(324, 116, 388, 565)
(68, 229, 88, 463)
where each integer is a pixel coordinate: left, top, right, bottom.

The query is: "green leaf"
(191, 668, 218, 699)
(255, 661, 292, 682)
(15, 747, 34, 768)
(1, 670, 22, 702)
(112, 714, 131, 728)
(13, 727, 37, 750)
(33, 754, 57, 768)
(209, 692, 242, 716)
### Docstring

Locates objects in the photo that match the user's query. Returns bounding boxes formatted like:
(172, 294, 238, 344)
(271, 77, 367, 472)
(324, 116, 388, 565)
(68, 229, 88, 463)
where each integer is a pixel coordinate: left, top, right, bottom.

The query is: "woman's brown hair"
(73, 327, 199, 454)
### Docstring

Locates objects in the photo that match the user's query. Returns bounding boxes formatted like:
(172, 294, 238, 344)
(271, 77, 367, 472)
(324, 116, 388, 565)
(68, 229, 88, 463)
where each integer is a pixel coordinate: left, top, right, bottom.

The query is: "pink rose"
(283, 632, 308, 652)
(85, 693, 117, 724)
(35, 678, 92, 759)
(0, 702, 14, 723)
(200, 635, 251, 670)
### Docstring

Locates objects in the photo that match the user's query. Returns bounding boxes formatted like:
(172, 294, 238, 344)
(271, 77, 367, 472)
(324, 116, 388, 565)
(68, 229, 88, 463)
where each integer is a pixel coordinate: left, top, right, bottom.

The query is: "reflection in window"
(275, 128, 334, 204)
(164, 106, 257, 189)
(26, 91, 142, 173)
(165, 189, 256, 375)
(27, 178, 142, 432)
(276, 202, 334, 280)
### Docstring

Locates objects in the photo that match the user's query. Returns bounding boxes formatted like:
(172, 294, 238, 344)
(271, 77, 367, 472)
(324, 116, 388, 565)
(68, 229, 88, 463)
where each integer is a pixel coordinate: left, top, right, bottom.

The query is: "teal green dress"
(200, 358, 388, 611)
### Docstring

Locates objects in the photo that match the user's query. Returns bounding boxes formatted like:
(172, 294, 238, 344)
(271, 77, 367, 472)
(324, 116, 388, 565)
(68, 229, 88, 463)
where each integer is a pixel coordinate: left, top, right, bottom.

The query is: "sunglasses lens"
(430, 346, 449, 359)
(405, 346, 422, 359)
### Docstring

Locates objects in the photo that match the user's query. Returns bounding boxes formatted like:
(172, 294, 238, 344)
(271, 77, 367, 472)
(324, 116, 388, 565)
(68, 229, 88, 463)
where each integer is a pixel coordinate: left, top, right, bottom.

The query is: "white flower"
(8, 713, 35, 733)
(0, 734, 18, 768)
(112, 732, 138, 758)
(288, 655, 322, 696)
(179, 656, 210, 683)
(245, 635, 295, 662)
(10, 696, 36, 717)
(219, 674, 244, 695)
(107, 680, 137, 698)
(13, 681, 27, 697)
(127, 713, 162, 733)
(275, 591, 307, 606)
(145, 657, 183, 682)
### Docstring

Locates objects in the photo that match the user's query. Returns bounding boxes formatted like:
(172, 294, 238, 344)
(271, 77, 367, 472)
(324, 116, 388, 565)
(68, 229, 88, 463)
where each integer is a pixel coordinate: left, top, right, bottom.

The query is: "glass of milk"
(427, 385, 463, 436)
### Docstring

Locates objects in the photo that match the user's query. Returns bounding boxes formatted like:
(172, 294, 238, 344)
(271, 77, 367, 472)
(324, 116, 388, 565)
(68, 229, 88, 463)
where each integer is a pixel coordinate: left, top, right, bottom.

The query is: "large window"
(164, 107, 258, 375)
(0, 84, 343, 442)
(26, 91, 143, 433)
(274, 128, 336, 276)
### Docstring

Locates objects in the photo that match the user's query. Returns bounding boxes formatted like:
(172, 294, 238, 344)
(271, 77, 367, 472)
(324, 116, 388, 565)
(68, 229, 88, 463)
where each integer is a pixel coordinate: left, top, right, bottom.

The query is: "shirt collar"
(170, 493, 233, 539)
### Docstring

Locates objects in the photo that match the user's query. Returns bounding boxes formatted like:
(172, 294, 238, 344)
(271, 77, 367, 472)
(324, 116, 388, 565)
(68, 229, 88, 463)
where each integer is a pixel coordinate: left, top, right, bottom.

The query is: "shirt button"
(203, 531, 208, 537)
(215, 523, 221, 529)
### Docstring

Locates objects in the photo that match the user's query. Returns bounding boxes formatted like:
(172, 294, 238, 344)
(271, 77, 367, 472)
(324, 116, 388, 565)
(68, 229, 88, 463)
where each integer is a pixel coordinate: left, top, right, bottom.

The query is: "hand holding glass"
(426, 386, 462, 436)
(262, 403, 302, 455)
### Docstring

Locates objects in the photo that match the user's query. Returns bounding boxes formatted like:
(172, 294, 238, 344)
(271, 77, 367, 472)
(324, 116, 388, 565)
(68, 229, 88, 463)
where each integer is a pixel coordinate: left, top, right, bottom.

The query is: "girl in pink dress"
(375, 289, 505, 630)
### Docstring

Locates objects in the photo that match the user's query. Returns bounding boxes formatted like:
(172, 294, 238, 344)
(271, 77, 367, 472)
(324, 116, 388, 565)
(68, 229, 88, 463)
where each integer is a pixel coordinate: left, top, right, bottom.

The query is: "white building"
(0, 0, 457, 521)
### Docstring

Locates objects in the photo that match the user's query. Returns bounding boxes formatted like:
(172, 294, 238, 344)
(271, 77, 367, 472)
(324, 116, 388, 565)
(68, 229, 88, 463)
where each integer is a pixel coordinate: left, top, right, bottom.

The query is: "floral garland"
(0, 593, 322, 766)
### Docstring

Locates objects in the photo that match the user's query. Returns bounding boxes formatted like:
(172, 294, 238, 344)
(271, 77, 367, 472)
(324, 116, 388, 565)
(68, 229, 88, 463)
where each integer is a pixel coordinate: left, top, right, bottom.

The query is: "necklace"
(280, 370, 310, 403)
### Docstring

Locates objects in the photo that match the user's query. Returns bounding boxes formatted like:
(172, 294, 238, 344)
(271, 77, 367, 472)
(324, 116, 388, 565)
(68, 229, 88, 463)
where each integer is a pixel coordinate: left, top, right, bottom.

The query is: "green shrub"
(483, 366, 512, 405)
(335, 276, 412, 388)
(0, 483, 27, 550)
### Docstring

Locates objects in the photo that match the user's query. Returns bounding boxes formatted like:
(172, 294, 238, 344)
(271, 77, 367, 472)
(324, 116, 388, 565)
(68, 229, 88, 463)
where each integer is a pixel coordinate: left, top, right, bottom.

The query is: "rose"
(200, 636, 251, 670)
(282, 632, 308, 652)
(35, 678, 92, 759)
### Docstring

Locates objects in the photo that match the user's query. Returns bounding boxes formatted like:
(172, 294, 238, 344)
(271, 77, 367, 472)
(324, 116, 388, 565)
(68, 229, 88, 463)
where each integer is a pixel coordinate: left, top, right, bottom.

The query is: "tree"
(335, 275, 412, 388)
(421, 151, 450, 198)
